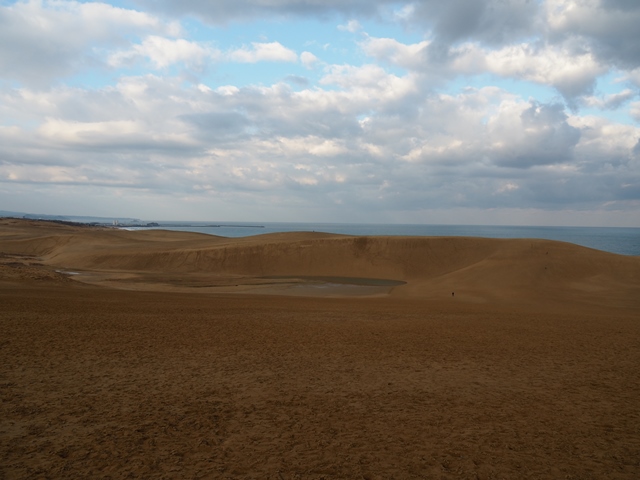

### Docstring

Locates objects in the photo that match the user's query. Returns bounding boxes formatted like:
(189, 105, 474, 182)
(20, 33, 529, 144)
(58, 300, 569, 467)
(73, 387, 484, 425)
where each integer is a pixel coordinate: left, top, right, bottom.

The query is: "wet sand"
(1, 219, 640, 478)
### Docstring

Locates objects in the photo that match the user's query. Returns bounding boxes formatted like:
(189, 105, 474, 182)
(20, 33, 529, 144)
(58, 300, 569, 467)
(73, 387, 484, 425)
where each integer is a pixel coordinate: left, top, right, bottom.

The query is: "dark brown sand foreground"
(1, 219, 640, 478)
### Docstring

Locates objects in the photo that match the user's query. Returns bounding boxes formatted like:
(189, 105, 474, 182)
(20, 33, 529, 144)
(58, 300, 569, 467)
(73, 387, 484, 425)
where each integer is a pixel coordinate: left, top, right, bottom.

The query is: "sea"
(124, 222, 640, 257)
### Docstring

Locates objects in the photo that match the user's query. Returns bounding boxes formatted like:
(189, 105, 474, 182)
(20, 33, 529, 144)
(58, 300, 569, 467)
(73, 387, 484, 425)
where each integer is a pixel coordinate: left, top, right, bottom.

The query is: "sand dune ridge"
(1, 218, 639, 308)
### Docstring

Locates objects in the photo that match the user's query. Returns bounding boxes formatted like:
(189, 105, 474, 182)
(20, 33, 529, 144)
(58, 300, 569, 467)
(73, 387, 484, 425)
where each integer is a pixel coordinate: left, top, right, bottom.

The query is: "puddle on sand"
(262, 275, 406, 287)
(257, 276, 406, 297)
(288, 283, 390, 296)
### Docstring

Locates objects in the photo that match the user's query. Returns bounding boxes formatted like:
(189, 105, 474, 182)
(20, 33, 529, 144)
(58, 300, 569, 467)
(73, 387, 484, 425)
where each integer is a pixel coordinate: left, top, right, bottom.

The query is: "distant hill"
(0, 210, 140, 224)
(0, 210, 27, 218)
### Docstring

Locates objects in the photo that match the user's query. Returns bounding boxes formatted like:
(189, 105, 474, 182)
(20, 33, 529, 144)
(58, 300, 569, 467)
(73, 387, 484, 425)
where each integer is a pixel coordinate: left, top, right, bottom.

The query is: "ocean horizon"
(123, 222, 640, 257)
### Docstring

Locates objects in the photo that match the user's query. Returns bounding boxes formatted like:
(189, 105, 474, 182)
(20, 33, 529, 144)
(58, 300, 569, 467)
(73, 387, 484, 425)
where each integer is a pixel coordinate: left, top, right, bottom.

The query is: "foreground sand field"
(1, 218, 639, 478)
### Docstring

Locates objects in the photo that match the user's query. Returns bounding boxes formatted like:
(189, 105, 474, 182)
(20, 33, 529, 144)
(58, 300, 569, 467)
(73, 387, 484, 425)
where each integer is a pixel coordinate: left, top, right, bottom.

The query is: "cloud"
(108, 36, 218, 69)
(37, 117, 198, 152)
(300, 51, 319, 69)
(628, 68, 640, 87)
(487, 101, 582, 168)
(546, 0, 640, 70)
(408, 0, 541, 47)
(227, 42, 298, 63)
(0, 0, 174, 85)
(132, 0, 540, 49)
(631, 101, 640, 122)
(360, 36, 430, 71)
(582, 89, 637, 110)
(338, 19, 362, 33)
(485, 43, 605, 100)
(131, 0, 394, 24)
(361, 1, 639, 105)
(361, 35, 605, 101)
(319, 64, 417, 103)
(179, 111, 251, 141)
(284, 75, 310, 87)
(108, 37, 303, 71)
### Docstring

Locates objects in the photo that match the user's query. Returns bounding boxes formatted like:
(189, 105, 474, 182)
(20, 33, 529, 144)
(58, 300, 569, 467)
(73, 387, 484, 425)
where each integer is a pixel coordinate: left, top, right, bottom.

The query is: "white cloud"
(216, 85, 240, 96)
(227, 42, 298, 63)
(38, 118, 142, 143)
(338, 19, 362, 33)
(0, 0, 174, 85)
(495, 182, 520, 194)
(276, 136, 348, 157)
(36, 117, 196, 150)
(360, 37, 430, 71)
(360, 35, 605, 100)
(485, 100, 582, 168)
(293, 176, 318, 186)
(319, 64, 417, 105)
(569, 114, 640, 162)
(582, 89, 637, 110)
(108, 36, 218, 69)
(485, 43, 605, 99)
(300, 51, 319, 69)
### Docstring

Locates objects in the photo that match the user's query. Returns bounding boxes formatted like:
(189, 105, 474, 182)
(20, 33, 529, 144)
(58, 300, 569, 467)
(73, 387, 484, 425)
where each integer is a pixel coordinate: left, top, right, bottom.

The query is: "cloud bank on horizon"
(1, 0, 639, 226)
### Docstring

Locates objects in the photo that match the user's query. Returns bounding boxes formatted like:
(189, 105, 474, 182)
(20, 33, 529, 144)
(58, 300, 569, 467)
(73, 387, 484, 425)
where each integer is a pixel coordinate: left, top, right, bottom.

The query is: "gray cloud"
(180, 111, 251, 140)
(284, 75, 310, 87)
(491, 102, 581, 168)
(411, 0, 540, 47)
(132, 0, 394, 24)
(547, 0, 640, 70)
(582, 89, 637, 110)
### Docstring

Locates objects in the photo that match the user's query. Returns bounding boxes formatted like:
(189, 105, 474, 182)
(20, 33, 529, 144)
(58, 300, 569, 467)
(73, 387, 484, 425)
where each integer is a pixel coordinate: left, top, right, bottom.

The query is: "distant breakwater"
(116, 223, 265, 229)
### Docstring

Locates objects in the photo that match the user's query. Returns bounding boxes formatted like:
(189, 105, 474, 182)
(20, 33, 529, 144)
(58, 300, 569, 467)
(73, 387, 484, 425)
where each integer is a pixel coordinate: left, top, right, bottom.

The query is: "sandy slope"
(1, 219, 640, 479)
(1, 218, 639, 310)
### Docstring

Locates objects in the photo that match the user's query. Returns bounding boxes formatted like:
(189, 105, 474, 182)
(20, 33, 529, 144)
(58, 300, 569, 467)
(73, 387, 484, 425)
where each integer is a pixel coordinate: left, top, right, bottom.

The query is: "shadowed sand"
(1, 218, 640, 478)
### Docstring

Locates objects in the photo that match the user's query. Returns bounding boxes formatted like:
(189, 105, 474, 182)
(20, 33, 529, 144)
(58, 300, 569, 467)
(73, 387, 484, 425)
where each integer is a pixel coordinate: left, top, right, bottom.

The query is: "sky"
(1, 0, 639, 226)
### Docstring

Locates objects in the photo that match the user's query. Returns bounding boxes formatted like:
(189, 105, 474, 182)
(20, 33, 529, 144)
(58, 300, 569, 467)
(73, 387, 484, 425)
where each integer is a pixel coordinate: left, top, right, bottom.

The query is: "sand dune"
(1, 218, 638, 309)
(2, 218, 640, 478)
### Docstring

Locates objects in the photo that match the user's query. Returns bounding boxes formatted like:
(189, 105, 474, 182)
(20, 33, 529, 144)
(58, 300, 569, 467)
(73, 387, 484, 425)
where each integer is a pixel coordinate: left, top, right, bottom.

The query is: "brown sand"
(1, 218, 639, 478)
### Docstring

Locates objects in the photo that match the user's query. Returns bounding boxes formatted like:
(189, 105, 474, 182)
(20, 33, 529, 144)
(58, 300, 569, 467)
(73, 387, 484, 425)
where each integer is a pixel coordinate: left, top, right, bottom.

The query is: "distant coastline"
(0, 213, 265, 230)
